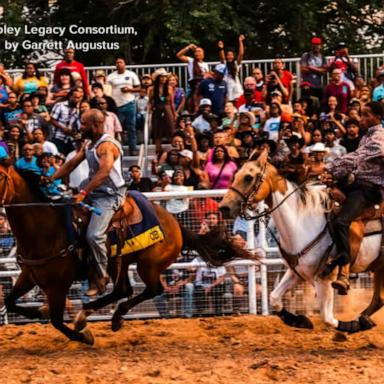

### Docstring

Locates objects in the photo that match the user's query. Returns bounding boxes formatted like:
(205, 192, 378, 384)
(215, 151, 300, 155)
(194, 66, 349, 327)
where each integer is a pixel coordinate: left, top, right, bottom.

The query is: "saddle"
(329, 187, 384, 264)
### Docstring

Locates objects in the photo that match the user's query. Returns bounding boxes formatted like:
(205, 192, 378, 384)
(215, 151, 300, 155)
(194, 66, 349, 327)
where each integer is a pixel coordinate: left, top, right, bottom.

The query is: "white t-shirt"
(263, 116, 281, 142)
(66, 150, 90, 190)
(42, 141, 58, 155)
(187, 57, 209, 81)
(164, 184, 189, 213)
(192, 257, 226, 287)
(192, 115, 210, 133)
(107, 70, 140, 107)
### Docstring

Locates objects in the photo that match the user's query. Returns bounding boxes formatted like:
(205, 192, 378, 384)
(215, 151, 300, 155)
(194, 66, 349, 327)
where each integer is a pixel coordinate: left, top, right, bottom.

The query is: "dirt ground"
(1, 310, 384, 384)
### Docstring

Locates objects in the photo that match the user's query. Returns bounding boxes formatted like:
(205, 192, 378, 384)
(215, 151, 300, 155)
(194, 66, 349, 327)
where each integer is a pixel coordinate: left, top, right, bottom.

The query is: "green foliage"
(0, 0, 382, 67)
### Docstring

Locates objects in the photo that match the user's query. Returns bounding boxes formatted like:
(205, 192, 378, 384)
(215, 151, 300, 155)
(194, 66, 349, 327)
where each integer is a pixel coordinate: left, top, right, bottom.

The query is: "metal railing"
(0, 189, 373, 324)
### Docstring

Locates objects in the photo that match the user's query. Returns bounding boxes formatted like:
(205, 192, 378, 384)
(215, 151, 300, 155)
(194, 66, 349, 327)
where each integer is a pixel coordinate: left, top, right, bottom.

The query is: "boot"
(331, 264, 350, 295)
(86, 274, 109, 297)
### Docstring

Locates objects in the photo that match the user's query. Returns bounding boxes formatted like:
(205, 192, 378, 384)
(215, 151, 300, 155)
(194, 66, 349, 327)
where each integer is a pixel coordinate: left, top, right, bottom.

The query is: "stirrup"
(331, 278, 350, 295)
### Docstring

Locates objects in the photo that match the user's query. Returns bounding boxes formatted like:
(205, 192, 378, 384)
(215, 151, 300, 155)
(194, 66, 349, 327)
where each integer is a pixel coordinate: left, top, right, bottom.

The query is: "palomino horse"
(1, 165, 247, 344)
(219, 149, 383, 333)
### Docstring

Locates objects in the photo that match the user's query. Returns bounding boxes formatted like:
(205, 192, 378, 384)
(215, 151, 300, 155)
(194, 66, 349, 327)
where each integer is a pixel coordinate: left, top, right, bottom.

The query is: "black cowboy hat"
(284, 135, 305, 149)
(254, 137, 277, 155)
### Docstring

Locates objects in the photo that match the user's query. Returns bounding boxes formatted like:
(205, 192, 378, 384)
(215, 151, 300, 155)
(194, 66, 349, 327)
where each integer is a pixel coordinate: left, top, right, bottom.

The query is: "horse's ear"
(248, 148, 259, 161)
(256, 148, 268, 167)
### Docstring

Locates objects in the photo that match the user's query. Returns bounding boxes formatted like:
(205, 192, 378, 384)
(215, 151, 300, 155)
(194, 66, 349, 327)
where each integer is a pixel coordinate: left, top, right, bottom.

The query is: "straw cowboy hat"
(151, 68, 170, 81)
(240, 111, 256, 126)
(310, 142, 329, 153)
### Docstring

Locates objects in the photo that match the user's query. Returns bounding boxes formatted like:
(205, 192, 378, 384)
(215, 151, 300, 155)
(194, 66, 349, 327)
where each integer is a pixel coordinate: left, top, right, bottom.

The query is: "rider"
(322, 102, 384, 294)
(50, 109, 126, 295)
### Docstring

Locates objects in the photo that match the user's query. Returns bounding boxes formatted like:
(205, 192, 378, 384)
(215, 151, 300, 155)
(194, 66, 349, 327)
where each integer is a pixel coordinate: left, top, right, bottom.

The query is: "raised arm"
(237, 34, 245, 65)
(218, 41, 225, 63)
(176, 44, 197, 63)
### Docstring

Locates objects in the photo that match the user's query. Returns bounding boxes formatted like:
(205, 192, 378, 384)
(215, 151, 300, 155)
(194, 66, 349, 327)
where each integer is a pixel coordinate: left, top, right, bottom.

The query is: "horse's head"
(219, 148, 286, 219)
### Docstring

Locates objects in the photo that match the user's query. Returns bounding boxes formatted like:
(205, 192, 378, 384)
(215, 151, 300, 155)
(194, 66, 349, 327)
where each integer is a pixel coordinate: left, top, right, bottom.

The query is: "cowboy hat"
(239, 111, 256, 126)
(151, 68, 170, 81)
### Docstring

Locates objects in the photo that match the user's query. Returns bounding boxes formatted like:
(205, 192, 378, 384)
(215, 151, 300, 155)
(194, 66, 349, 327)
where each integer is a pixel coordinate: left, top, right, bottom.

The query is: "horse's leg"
(5, 270, 45, 320)
(111, 258, 164, 332)
(46, 288, 94, 345)
(270, 269, 313, 329)
(314, 278, 338, 328)
(74, 256, 132, 332)
(361, 268, 384, 317)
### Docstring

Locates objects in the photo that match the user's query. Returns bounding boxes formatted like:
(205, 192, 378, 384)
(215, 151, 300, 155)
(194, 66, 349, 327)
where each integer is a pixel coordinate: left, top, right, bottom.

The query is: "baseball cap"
(179, 149, 193, 160)
(213, 63, 226, 74)
(336, 42, 347, 50)
(311, 37, 322, 45)
(200, 98, 212, 106)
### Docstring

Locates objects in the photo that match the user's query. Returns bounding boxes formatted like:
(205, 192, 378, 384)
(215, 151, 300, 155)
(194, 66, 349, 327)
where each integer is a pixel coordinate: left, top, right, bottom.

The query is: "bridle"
(228, 163, 306, 220)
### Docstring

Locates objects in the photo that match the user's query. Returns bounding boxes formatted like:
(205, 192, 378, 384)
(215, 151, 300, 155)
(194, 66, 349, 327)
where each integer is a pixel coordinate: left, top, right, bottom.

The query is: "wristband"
(79, 189, 88, 197)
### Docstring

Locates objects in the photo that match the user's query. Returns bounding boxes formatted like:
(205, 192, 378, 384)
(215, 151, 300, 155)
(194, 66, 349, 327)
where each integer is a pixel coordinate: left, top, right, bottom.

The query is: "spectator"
(13, 63, 48, 96)
(32, 128, 58, 155)
(140, 74, 153, 91)
(251, 67, 266, 96)
(89, 83, 118, 114)
(300, 37, 327, 100)
(0, 73, 10, 107)
(168, 73, 186, 116)
(50, 88, 83, 155)
(372, 69, 384, 103)
(80, 100, 91, 115)
(96, 96, 122, 141)
(6, 124, 24, 159)
(198, 64, 228, 117)
(280, 136, 306, 183)
(204, 145, 237, 189)
(19, 98, 48, 141)
(135, 87, 149, 133)
(263, 102, 281, 142)
(303, 128, 323, 155)
(0, 64, 13, 89)
(268, 58, 293, 103)
(15, 143, 40, 173)
(91, 70, 112, 97)
(306, 142, 328, 180)
(222, 101, 238, 128)
(128, 165, 153, 192)
(53, 48, 89, 93)
(323, 68, 351, 114)
(46, 68, 74, 107)
(323, 127, 347, 163)
(217, 34, 245, 101)
(164, 169, 190, 220)
(148, 68, 176, 155)
(340, 119, 361, 153)
(236, 76, 264, 109)
(192, 98, 212, 134)
(176, 43, 209, 113)
(107, 54, 141, 155)
(358, 85, 372, 105)
(30, 92, 49, 121)
(327, 42, 358, 92)
(0, 92, 22, 130)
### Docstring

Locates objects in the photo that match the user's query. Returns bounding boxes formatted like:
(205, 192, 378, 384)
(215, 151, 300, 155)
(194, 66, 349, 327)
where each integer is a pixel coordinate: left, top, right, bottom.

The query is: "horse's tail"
(180, 225, 258, 266)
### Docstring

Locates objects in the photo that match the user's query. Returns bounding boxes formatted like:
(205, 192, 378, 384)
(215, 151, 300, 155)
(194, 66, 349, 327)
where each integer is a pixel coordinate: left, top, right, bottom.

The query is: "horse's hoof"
(295, 314, 314, 329)
(80, 328, 94, 345)
(358, 315, 376, 331)
(39, 304, 50, 320)
(111, 317, 124, 332)
(74, 310, 88, 332)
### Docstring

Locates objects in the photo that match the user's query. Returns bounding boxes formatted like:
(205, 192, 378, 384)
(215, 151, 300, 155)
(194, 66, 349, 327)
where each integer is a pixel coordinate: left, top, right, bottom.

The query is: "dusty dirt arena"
(1, 312, 384, 384)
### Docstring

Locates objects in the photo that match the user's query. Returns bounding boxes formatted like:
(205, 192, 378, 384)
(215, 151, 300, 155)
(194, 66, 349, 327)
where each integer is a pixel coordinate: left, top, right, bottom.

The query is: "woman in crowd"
(218, 34, 245, 101)
(164, 169, 190, 220)
(148, 68, 176, 155)
(5, 124, 25, 159)
(89, 70, 112, 97)
(168, 73, 186, 116)
(204, 145, 237, 189)
(222, 101, 239, 128)
(0, 72, 10, 107)
(176, 43, 209, 113)
(32, 128, 58, 155)
(46, 68, 74, 107)
(13, 63, 48, 96)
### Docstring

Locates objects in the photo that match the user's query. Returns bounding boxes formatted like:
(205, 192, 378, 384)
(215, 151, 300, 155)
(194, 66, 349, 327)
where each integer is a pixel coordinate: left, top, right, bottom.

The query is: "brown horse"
(1, 164, 248, 344)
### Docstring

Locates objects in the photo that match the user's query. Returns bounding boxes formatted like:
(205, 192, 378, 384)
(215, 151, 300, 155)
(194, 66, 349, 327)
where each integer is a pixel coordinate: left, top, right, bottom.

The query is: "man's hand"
(320, 171, 334, 186)
(239, 34, 245, 42)
(72, 193, 86, 204)
(218, 41, 224, 49)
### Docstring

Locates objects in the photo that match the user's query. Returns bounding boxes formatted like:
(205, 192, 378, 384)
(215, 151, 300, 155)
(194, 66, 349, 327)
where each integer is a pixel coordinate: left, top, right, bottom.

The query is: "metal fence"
(0, 190, 374, 325)
(5, 53, 384, 100)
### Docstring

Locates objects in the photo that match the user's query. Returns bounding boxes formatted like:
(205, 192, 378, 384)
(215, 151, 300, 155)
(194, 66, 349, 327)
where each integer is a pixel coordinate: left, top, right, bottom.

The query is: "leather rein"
(228, 166, 331, 277)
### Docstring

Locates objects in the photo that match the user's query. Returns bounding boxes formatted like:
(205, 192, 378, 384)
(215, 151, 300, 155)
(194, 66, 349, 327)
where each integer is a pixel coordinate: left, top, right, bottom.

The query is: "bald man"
(51, 109, 126, 295)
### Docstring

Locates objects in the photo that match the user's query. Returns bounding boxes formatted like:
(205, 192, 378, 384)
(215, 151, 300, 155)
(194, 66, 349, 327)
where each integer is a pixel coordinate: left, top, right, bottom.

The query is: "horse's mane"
(288, 180, 331, 215)
(16, 169, 49, 201)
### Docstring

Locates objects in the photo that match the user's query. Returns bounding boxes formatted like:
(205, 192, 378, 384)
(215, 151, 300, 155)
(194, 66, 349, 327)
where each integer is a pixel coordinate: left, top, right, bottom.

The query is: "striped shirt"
(50, 101, 80, 142)
(326, 124, 384, 189)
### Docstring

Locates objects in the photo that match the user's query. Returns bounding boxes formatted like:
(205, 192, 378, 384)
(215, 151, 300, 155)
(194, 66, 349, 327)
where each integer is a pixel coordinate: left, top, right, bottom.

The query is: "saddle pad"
(364, 219, 382, 234)
(110, 191, 164, 256)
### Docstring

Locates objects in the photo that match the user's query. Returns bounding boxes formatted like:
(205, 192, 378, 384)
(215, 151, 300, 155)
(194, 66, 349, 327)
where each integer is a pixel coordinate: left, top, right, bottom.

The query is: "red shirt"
(235, 90, 264, 109)
(323, 82, 351, 114)
(279, 70, 293, 103)
(53, 60, 89, 93)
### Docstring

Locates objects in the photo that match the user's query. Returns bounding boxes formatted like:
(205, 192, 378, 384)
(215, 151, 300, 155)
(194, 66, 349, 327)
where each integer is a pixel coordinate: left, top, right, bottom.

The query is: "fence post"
(257, 211, 270, 315)
(295, 59, 301, 101)
(246, 218, 257, 314)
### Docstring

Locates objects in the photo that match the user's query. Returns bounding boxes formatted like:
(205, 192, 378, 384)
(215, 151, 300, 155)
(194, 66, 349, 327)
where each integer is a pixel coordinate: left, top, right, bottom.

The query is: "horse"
(218, 148, 384, 333)
(0, 164, 248, 344)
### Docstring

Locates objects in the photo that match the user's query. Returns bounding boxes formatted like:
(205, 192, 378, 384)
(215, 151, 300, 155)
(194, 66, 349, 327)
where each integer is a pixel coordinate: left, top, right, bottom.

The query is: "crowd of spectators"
(0, 37, 383, 319)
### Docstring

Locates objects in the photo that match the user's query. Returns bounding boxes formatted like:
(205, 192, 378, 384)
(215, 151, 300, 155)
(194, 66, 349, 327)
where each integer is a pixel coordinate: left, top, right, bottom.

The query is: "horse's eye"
(244, 174, 253, 183)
